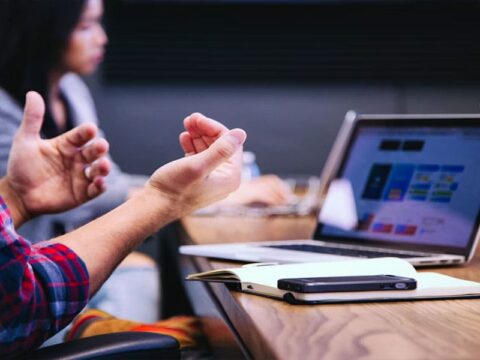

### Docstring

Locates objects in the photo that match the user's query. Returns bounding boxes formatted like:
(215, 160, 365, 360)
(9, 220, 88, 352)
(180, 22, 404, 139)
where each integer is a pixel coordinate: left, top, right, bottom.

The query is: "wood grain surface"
(181, 214, 480, 360)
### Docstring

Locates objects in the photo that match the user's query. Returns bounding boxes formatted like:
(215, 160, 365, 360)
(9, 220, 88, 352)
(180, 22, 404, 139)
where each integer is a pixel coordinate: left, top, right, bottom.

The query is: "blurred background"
(87, 0, 480, 177)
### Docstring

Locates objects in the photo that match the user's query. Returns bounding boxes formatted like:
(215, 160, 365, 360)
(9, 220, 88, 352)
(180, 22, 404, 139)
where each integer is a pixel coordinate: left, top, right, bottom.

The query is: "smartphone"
(277, 274, 417, 293)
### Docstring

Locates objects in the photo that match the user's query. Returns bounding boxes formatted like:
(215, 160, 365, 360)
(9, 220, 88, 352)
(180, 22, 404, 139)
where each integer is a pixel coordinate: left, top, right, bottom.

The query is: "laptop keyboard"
(264, 244, 428, 259)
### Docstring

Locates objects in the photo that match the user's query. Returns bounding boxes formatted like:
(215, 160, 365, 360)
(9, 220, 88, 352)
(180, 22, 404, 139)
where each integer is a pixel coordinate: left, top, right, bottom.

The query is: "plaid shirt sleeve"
(0, 196, 90, 357)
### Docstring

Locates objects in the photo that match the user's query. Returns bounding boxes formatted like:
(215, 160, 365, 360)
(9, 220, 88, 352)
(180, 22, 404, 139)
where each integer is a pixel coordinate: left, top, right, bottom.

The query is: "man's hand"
(52, 113, 244, 292)
(2, 91, 111, 226)
(221, 175, 294, 207)
(179, 112, 229, 155)
(180, 115, 292, 207)
(145, 113, 247, 217)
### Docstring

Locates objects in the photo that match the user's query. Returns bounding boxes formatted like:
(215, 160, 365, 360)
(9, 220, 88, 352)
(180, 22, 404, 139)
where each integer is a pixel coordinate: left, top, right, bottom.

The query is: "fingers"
(81, 138, 109, 163)
(81, 139, 110, 200)
(18, 91, 45, 139)
(55, 123, 98, 156)
(183, 113, 229, 154)
(227, 175, 293, 206)
(179, 132, 195, 156)
(196, 128, 247, 174)
(85, 158, 111, 180)
(86, 176, 107, 199)
(261, 186, 291, 205)
(184, 113, 228, 137)
(254, 175, 294, 204)
(84, 158, 110, 199)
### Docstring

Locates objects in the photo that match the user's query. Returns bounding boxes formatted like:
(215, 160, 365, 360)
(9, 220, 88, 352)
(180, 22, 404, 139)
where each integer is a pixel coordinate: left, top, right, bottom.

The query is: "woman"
(0, 0, 160, 332)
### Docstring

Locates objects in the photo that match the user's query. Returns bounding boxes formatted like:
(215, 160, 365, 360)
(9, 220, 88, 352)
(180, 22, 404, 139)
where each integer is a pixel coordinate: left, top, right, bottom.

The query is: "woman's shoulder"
(60, 73, 99, 126)
(60, 73, 93, 101)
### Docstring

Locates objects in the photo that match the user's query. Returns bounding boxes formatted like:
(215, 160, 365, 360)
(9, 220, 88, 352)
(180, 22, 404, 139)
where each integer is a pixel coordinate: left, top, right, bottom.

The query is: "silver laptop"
(180, 112, 480, 267)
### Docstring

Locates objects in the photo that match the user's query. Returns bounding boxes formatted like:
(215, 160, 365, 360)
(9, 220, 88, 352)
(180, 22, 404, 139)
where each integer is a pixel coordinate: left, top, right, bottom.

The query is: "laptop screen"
(317, 118, 480, 256)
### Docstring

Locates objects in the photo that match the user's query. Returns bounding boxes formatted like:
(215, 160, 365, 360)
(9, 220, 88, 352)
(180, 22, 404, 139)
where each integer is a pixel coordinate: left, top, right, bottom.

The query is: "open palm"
(6, 92, 110, 216)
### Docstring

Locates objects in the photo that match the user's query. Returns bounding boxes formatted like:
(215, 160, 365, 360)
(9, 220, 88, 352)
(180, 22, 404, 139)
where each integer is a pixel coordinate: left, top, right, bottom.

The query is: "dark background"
(86, 0, 480, 177)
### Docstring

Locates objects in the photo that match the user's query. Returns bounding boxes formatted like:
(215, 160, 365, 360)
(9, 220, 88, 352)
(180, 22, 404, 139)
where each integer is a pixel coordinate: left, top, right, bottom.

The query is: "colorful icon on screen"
(394, 224, 417, 236)
(372, 223, 394, 233)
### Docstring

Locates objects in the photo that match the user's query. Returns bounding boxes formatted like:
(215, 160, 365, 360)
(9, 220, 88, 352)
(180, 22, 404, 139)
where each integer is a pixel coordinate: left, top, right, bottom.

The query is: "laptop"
(180, 112, 480, 267)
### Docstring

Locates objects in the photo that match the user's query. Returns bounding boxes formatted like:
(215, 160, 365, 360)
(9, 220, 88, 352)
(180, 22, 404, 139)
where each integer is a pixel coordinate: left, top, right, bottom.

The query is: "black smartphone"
(277, 274, 417, 293)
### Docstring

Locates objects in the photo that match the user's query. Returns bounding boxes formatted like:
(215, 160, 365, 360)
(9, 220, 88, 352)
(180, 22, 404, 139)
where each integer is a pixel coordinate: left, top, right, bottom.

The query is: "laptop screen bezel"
(313, 115, 480, 257)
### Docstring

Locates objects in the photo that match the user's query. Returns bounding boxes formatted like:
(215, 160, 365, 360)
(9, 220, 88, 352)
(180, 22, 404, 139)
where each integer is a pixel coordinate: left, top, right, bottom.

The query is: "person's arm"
(0, 91, 112, 356)
(0, 196, 89, 356)
(1, 100, 245, 356)
(53, 114, 246, 293)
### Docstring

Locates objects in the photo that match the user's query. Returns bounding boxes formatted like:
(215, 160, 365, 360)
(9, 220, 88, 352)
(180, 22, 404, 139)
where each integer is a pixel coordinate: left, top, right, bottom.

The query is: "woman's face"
(62, 0, 108, 75)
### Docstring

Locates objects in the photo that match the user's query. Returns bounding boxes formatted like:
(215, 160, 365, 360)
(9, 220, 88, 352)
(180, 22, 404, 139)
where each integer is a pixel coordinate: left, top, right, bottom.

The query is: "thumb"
(18, 91, 45, 139)
(196, 128, 247, 173)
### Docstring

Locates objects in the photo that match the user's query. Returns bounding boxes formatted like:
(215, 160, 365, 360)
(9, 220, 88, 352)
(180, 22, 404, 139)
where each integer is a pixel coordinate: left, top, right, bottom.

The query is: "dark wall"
(86, 1, 480, 177)
(87, 78, 480, 176)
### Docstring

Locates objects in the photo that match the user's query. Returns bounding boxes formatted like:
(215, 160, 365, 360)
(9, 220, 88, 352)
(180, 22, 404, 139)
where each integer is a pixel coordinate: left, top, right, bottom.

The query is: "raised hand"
(4, 91, 111, 225)
(146, 113, 246, 216)
(51, 113, 245, 293)
(180, 114, 293, 208)
(179, 113, 229, 155)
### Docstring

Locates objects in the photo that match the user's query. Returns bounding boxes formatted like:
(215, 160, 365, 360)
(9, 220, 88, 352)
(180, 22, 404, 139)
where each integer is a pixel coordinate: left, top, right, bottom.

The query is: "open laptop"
(180, 112, 480, 266)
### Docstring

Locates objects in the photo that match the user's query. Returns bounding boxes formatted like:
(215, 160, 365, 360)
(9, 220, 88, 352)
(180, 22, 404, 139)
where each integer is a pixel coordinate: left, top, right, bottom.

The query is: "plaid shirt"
(0, 197, 90, 357)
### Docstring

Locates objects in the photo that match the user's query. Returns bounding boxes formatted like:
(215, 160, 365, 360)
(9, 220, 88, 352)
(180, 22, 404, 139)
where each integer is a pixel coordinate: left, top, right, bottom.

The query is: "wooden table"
(177, 214, 480, 360)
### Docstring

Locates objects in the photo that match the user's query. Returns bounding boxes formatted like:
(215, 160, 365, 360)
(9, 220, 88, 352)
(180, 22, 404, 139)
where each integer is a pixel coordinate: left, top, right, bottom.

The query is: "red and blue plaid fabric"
(0, 196, 90, 357)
